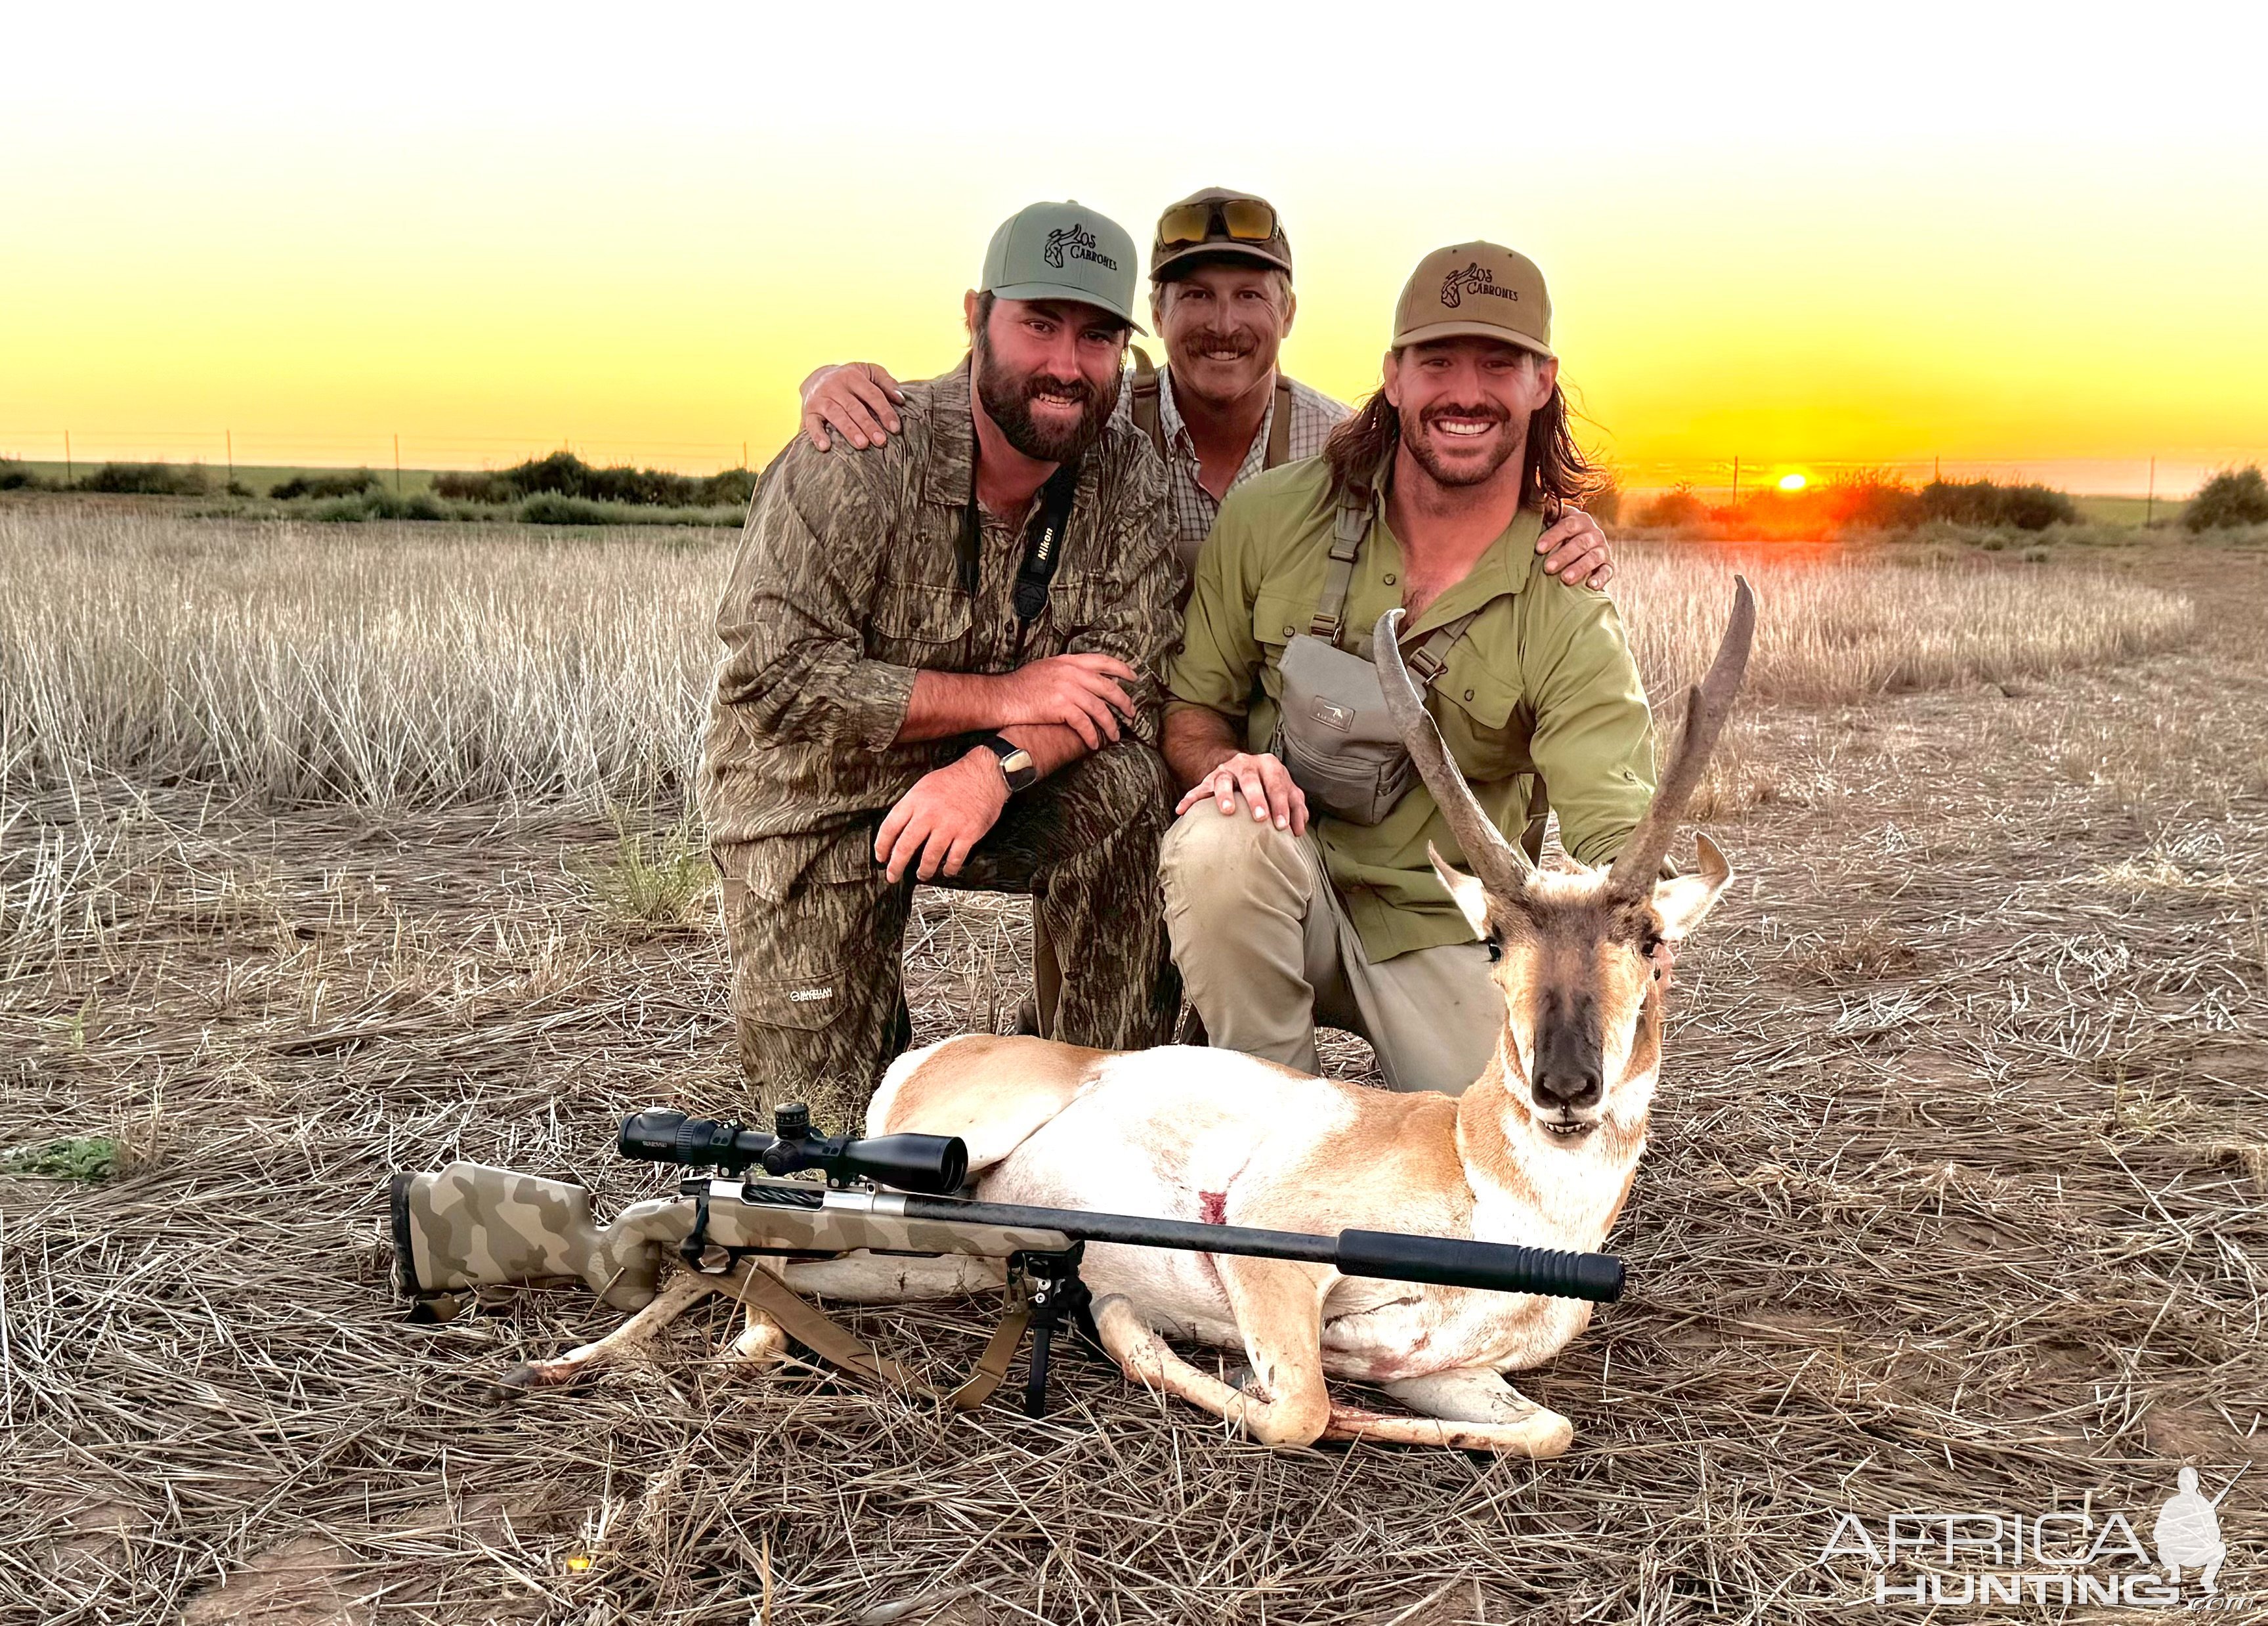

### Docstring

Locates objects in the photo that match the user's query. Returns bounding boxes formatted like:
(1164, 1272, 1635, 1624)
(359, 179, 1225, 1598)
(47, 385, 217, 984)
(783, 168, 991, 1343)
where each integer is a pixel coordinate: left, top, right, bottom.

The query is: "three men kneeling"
(698, 197, 1649, 1130)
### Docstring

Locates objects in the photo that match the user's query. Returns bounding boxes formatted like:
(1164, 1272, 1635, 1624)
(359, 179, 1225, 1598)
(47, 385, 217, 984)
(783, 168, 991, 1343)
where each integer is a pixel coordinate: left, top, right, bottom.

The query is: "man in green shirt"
(1161, 242, 1658, 1094)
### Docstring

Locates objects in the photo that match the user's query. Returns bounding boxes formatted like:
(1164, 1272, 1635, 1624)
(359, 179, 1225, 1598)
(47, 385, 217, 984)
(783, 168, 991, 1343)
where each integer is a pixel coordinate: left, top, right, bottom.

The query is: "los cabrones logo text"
(1439, 263, 1519, 309)
(1044, 225, 1118, 273)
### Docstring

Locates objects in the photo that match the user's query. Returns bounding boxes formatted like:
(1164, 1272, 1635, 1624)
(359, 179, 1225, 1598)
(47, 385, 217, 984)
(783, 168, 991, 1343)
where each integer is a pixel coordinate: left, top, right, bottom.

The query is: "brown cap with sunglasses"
(1149, 187, 1293, 282)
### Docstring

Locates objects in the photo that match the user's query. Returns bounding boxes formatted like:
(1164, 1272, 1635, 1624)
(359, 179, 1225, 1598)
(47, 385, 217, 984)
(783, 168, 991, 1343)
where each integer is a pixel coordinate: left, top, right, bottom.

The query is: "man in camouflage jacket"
(698, 202, 1182, 1132)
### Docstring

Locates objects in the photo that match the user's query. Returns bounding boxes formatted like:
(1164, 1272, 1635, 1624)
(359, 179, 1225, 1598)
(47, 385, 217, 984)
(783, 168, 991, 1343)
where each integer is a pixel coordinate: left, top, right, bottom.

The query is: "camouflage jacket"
(698, 359, 1176, 892)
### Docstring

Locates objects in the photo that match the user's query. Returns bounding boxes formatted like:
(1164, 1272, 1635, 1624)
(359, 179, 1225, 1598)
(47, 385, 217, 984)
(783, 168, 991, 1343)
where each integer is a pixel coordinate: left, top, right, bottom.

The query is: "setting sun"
(1778, 473, 1809, 492)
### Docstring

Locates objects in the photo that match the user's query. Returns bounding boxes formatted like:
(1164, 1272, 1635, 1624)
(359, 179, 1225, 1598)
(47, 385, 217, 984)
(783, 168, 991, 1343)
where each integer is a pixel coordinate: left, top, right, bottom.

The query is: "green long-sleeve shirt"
(1165, 456, 1657, 960)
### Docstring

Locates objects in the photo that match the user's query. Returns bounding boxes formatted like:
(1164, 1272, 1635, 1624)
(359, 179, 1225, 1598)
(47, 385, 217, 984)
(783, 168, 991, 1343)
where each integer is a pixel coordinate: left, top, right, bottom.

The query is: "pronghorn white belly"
(1317, 1284, 1596, 1382)
(974, 1048, 1365, 1346)
(1312, 1174, 1615, 1382)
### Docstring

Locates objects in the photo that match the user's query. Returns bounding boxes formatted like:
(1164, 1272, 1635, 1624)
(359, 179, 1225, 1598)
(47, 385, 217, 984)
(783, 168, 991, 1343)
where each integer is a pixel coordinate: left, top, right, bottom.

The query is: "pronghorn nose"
(1533, 1066, 1601, 1113)
(1531, 1015, 1602, 1111)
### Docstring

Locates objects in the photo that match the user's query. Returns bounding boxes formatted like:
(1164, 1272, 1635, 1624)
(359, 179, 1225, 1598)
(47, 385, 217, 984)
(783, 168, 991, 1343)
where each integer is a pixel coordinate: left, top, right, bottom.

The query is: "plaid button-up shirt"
(1123, 367, 1348, 572)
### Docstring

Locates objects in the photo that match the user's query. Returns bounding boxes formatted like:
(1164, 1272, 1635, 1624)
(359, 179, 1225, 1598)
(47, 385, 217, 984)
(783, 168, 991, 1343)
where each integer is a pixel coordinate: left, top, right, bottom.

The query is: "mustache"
(1419, 402, 1512, 430)
(1017, 372, 1097, 406)
(1187, 330, 1257, 356)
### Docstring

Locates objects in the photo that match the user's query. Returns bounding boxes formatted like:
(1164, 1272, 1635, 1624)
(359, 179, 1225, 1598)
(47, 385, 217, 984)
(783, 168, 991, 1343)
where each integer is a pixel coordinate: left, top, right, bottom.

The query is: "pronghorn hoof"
(490, 1363, 542, 1400)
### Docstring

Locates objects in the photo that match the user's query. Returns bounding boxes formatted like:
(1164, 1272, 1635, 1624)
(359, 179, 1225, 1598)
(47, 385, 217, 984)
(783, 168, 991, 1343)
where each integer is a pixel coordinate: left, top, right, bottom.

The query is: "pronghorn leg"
(1090, 1294, 1262, 1427)
(1321, 1367, 1573, 1457)
(720, 1285, 787, 1372)
(1214, 1258, 1334, 1447)
(1093, 1266, 1333, 1449)
(777, 1251, 1007, 1303)
(494, 1267, 725, 1396)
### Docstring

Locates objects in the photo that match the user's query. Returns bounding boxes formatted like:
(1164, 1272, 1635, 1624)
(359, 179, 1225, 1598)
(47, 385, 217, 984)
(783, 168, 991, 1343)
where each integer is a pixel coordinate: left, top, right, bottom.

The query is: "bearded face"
(973, 297, 1126, 464)
(1384, 338, 1556, 492)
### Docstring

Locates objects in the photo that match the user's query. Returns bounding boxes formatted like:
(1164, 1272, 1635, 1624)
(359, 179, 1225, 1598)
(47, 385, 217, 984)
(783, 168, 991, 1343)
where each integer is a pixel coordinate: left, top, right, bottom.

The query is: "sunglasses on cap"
(1157, 198, 1279, 248)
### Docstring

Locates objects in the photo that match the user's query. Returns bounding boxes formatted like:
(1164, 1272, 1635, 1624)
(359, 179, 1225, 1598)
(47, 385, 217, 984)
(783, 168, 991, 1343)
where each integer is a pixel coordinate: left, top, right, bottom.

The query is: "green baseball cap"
(981, 201, 1145, 332)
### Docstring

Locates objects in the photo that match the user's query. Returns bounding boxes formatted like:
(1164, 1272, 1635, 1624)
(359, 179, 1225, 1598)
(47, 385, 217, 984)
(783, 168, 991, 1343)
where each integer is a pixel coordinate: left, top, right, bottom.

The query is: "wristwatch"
(976, 733, 1038, 794)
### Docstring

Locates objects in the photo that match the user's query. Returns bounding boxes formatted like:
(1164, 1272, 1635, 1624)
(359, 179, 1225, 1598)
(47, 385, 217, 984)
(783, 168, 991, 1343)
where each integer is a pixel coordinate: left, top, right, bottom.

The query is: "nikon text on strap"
(958, 455, 1082, 624)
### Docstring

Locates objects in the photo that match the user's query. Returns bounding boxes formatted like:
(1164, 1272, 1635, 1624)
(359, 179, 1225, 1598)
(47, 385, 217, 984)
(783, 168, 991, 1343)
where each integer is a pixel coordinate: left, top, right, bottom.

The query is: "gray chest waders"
(1269, 490, 1481, 826)
(1273, 492, 1551, 859)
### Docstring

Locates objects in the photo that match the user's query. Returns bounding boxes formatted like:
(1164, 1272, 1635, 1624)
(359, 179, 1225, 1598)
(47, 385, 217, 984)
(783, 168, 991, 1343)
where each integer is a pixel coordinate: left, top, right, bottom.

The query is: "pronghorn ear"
(1426, 841, 1495, 941)
(1651, 832, 1733, 941)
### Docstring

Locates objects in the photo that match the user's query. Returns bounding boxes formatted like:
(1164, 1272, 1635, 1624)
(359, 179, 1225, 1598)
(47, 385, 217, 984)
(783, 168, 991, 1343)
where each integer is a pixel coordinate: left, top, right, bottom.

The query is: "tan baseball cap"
(1392, 242, 1553, 358)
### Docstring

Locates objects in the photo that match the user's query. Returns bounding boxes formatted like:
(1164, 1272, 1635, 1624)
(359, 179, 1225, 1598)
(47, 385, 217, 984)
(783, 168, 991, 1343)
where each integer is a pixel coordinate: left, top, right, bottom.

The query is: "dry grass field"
(3, 504, 2263, 1624)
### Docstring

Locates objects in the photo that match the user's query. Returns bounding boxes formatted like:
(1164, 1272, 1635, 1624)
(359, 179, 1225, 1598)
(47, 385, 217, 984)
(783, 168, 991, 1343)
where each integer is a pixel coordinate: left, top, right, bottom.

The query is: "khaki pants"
(1158, 800, 1501, 1095)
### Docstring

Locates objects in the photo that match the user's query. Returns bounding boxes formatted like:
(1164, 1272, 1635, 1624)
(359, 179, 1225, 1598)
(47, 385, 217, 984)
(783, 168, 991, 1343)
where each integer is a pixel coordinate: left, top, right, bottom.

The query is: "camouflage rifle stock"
(389, 1161, 1077, 1314)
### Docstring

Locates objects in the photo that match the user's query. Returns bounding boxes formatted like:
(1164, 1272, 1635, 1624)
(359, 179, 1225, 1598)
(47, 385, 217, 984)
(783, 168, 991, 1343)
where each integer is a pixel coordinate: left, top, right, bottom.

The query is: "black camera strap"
(959, 454, 1082, 624)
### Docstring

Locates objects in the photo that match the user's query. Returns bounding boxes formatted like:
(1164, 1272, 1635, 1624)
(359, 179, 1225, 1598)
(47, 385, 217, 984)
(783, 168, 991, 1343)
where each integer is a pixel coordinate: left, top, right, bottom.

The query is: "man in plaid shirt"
(800, 188, 1616, 591)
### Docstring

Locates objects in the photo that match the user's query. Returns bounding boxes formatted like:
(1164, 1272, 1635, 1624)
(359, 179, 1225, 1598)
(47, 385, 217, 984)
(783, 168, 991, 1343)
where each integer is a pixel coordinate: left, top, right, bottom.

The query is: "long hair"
(1323, 362, 1602, 523)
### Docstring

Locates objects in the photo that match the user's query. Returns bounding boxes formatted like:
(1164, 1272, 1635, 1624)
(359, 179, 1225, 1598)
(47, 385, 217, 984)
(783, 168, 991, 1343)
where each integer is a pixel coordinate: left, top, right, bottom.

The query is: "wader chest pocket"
(1266, 486, 1482, 826)
(1272, 633, 1422, 827)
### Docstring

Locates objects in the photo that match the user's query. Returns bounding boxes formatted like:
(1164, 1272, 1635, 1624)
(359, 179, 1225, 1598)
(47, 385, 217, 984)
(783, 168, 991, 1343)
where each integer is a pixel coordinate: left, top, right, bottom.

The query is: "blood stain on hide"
(1197, 1191, 1227, 1226)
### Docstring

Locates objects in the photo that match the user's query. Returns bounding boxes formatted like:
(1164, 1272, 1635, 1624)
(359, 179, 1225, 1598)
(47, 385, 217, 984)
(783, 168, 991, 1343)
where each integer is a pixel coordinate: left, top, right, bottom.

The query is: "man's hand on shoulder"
(876, 750, 1008, 882)
(1174, 751, 1310, 836)
(801, 363, 905, 452)
(1536, 507, 1615, 589)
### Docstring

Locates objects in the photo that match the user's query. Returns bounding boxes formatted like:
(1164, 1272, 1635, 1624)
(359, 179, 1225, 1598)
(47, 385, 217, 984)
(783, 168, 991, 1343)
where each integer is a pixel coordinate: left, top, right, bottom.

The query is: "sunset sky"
(6, 3, 2263, 494)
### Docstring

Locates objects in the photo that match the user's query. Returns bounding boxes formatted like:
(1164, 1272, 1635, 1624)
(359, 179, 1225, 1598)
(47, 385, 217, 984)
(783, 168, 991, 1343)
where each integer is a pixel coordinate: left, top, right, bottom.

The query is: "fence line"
(4, 429, 2263, 497)
(0, 429, 763, 477)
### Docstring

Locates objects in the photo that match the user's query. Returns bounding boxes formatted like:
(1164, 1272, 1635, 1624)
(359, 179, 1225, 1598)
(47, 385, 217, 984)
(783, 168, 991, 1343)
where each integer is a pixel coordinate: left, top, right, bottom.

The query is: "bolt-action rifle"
(391, 1102, 1626, 1417)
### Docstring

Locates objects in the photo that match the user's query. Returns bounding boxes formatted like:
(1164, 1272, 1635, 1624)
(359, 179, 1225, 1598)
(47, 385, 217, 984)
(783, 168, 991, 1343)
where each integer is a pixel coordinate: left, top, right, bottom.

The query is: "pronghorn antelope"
(538, 580, 1754, 1455)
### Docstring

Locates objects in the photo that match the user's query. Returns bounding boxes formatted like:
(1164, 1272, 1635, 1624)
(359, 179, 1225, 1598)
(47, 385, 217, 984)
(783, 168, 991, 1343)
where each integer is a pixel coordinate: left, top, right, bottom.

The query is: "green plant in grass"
(574, 819, 717, 937)
(3, 1135, 124, 1181)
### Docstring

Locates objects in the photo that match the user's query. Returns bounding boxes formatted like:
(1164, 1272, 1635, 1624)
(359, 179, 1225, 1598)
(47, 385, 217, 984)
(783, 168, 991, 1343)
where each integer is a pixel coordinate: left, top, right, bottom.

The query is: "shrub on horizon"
(1919, 478, 2076, 531)
(1639, 485, 1709, 530)
(271, 469, 384, 500)
(2184, 465, 2268, 531)
(75, 461, 213, 496)
(438, 452, 757, 509)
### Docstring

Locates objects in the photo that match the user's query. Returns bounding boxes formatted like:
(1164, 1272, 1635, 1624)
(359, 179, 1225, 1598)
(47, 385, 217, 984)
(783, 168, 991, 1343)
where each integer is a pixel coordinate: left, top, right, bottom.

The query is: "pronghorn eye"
(1486, 937, 1504, 964)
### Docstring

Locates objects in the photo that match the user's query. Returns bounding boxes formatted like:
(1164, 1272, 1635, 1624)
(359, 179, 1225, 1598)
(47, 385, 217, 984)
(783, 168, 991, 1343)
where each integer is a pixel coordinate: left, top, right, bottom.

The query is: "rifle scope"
(618, 1105, 968, 1195)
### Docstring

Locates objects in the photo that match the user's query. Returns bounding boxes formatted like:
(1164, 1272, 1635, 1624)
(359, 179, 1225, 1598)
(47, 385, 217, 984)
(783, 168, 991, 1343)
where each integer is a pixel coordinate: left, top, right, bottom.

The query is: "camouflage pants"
(716, 743, 1181, 1134)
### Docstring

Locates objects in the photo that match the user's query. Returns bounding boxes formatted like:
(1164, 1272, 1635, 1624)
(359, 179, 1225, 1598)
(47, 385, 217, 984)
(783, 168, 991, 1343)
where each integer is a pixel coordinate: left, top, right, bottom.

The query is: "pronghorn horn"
(1374, 607, 1532, 899)
(1604, 575, 1757, 903)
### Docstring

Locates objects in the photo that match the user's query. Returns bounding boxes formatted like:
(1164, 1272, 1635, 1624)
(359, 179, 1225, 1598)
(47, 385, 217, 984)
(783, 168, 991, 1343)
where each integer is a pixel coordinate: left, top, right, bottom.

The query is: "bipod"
(1013, 1243, 1090, 1418)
